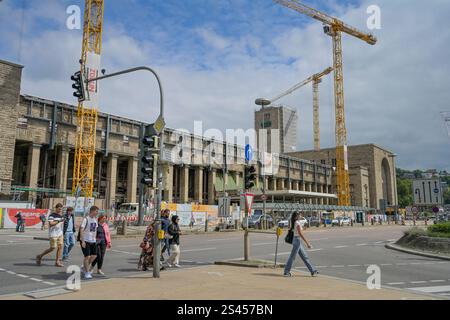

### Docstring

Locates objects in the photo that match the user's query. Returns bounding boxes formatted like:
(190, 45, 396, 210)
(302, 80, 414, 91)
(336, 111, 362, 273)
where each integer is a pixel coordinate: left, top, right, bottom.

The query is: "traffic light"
(245, 165, 257, 190)
(71, 71, 86, 102)
(140, 134, 159, 188)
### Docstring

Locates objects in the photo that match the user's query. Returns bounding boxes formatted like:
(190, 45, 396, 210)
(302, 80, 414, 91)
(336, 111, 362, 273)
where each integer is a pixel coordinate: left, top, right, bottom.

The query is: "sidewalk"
(2, 265, 438, 300)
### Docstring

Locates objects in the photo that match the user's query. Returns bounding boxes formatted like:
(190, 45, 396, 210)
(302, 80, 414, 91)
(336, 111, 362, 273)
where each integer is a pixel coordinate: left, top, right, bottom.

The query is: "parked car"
(307, 217, 321, 227)
(243, 214, 275, 229)
(278, 219, 289, 228)
(341, 217, 352, 226)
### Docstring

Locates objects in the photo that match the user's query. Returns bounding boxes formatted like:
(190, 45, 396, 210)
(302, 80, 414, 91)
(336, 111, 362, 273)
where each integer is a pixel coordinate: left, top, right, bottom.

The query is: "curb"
(215, 260, 285, 269)
(385, 243, 450, 261)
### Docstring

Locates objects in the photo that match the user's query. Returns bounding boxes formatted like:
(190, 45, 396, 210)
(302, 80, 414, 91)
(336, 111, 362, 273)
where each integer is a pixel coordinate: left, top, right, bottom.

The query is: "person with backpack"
(78, 206, 99, 279)
(39, 213, 47, 230)
(283, 211, 318, 278)
(166, 215, 182, 268)
(15, 211, 24, 233)
(62, 207, 76, 261)
(36, 204, 65, 267)
(160, 209, 171, 260)
(91, 214, 111, 275)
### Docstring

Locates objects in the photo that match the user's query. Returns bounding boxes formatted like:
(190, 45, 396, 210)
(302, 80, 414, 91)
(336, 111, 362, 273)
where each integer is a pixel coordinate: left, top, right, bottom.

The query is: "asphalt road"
(0, 225, 449, 299)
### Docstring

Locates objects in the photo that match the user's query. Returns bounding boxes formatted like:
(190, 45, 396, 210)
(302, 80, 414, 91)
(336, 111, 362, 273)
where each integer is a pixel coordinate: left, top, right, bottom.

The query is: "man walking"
(79, 206, 99, 279)
(160, 209, 171, 260)
(39, 213, 47, 230)
(62, 207, 76, 261)
(15, 211, 24, 233)
(36, 203, 65, 267)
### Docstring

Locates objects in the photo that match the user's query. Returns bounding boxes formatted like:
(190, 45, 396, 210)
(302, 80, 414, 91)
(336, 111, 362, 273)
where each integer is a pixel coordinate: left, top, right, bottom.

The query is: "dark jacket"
(168, 223, 181, 245)
(63, 213, 76, 234)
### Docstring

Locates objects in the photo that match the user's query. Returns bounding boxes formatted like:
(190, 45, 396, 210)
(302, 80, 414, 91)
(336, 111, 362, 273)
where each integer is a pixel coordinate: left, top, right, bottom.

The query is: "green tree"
(397, 178, 413, 208)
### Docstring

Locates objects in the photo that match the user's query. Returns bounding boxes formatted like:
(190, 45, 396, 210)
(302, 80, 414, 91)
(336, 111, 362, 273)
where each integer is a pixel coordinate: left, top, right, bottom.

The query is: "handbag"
(284, 229, 294, 244)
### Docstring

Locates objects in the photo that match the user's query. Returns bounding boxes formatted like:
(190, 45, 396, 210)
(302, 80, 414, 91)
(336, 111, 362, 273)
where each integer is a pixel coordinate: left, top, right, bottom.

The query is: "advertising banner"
(4, 209, 50, 229)
(192, 212, 206, 226)
(177, 211, 192, 226)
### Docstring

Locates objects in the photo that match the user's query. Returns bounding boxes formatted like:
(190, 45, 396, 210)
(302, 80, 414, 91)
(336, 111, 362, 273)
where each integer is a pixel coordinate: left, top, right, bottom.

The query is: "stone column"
(194, 167, 203, 203)
(127, 157, 138, 203)
(293, 181, 299, 191)
(106, 154, 118, 209)
(180, 166, 189, 203)
(55, 147, 69, 193)
(208, 169, 216, 205)
(235, 172, 241, 189)
(163, 164, 174, 203)
(27, 144, 41, 200)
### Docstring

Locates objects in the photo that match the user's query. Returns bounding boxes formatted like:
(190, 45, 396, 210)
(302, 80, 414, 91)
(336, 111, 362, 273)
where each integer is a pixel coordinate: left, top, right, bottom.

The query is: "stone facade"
(0, 60, 23, 196)
(287, 144, 398, 211)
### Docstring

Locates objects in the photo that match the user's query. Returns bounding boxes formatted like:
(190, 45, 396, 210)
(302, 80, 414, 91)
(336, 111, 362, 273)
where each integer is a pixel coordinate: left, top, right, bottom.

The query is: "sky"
(1, 0, 450, 171)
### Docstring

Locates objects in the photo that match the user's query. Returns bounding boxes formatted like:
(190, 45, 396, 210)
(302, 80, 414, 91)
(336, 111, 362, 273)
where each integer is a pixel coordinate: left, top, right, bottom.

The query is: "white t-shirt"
(47, 213, 64, 238)
(81, 216, 98, 243)
(294, 220, 303, 237)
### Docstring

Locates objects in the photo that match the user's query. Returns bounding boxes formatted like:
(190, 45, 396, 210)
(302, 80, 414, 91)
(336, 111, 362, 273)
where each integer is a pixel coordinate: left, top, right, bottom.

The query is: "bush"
(404, 227, 426, 237)
(428, 222, 450, 234)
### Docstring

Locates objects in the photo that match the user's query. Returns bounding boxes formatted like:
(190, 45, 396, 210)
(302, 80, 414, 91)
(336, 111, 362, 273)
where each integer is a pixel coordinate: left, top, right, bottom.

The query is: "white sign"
(412, 179, 443, 206)
(245, 193, 254, 216)
(83, 52, 101, 109)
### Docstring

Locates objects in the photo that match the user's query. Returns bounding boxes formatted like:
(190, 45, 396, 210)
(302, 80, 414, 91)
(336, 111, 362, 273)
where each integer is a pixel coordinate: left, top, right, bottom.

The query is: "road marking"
(410, 281, 427, 284)
(183, 247, 217, 252)
(430, 280, 446, 283)
(408, 285, 450, 293)
(331, 265, 345, 268)
(6, 271, 16, 275)
(334, 246, 349, 248)
(374, 241, 385, 244)
(206, 238, 240, 242)
(16, 274, 29, 278)
(272, 252, 291, 256)
(29, 278, 43, 282)
(0, 242, 41, 246)
(110, 249, 139, 256)
(409, 262, 422, 265)
(308, 248, 323, 252)
(381, 263, 393, 266)
(387, 282, 405, 285)
(316, 266, 328, 268)
(0, 268, 5, 271)
(252, 242, 275, 246)
(7, 235, 34, 238)
(387, 239, 397, 242)
(396, 263, 409, 265)
(348, 264, 361, 267)
(42, 281, 56, 286)
(356, 243, 367, 246)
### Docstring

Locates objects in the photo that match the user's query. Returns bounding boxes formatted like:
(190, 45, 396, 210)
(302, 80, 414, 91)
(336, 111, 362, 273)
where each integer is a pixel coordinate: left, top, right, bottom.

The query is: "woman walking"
(284, 212, 319, 277)
(91, 214, 111, 275)
(166, 215, 182, 268)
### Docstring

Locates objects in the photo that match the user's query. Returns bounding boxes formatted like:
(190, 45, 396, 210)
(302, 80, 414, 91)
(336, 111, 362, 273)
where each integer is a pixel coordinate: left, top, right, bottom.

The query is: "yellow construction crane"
(72, 0, 105, 197)
(273, 0, 377, 206)
(269, 67, 333, 151)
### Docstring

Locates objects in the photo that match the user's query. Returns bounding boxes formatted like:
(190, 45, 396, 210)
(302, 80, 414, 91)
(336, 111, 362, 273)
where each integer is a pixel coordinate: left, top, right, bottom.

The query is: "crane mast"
(270, 67, 332, 151)
(273, 0, 377, 206)
(72, 0, 105, 198)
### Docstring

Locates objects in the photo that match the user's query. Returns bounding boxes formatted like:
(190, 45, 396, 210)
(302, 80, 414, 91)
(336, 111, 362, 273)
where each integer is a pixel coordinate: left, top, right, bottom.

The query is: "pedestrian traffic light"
(245, 165, 257, 190)
(71, 71, 86, 102)
(140, 133, 159, 188)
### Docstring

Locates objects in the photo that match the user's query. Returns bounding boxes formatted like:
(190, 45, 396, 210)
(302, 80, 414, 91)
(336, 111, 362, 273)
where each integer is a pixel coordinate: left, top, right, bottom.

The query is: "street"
(0, 225, 449, 299)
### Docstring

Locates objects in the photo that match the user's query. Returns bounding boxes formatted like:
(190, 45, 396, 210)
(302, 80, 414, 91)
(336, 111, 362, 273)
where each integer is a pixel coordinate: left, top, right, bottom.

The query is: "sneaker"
(283, 273, 292, 277)
(84, 272, 92, 279)
(166, 263, 173, 268)
(311, 270, 319, 277)
(97, 270, 105, 276)
(174, 264, 181, 268)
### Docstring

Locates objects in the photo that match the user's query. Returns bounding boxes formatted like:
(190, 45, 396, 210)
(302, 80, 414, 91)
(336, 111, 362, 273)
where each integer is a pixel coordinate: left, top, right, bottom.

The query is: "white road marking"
(29, 278, 43, 282)
(252, 242, 275, 246)
(430, 280, 446, 283)
(387, 239, 397, 242)
(206, 238, 240, 242)
(410, 281, 427, 284)
(381, 263, 393, 266)
(272, 252, 291, 256)
(308, 248, 323, 252)
(356, 243, 367, 246)
(7, 235, 34, 238)
(387, 282, 405, 285)
(0, 268, 5, 271)
(183, 247, 217, 252)
(334, 246, 349, 248)
(374, 241, 385, 244)
(0, 242, 41, 246)
(42, 281, 56, 286)
(408, 285, 450, 293)
(348, 265, 361, 267)
(16, 274, 29, 278)
(396, 263, 409, 265)
(316, 266, 328, 268)
(331, 265, 345, 268)
(6, 271, 16, 275)
(110, 249, 139, 256)
(409, 262, 422, 265)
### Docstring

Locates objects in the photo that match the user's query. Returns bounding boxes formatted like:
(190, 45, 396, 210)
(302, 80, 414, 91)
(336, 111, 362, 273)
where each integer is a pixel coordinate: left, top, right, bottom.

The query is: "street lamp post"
(87, 66, 165, 278)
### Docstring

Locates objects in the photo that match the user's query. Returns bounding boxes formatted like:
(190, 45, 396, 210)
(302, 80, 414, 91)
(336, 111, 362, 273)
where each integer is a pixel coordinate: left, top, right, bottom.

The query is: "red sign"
(244, 193, 254, 216)
(7, 209, 49, 228)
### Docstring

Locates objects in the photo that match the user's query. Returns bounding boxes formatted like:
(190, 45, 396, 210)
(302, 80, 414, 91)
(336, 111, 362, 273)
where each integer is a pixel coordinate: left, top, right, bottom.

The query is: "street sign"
(244, 193, 254, 216)
(245, 144, 253, 162)
(149, 115, 166, 136)
(412, 178, 443, 206)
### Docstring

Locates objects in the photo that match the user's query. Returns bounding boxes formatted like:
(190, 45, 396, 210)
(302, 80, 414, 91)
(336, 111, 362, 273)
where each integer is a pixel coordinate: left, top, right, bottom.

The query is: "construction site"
(0, 0, 398, 220)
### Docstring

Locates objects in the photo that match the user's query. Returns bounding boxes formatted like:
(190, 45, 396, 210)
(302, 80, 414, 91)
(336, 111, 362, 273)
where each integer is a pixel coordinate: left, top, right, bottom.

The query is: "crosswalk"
(408, 285, 450, 297)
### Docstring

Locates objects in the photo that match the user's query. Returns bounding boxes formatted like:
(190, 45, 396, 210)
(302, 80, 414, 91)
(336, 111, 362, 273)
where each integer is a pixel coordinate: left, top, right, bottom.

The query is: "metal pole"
(87, 66, 164, 278)
(138, 124, 145, 226)
(274, 231, 280, 267)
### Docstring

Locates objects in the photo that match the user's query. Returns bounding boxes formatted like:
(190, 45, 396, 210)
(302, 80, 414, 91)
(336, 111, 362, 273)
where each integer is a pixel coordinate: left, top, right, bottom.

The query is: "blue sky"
(1, 0, 450, 171)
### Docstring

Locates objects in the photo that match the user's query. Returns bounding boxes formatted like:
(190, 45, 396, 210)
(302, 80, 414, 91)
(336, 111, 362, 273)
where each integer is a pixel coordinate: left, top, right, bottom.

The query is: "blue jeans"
(63, 232, 75, 259)
(284, 236, 316, 274)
